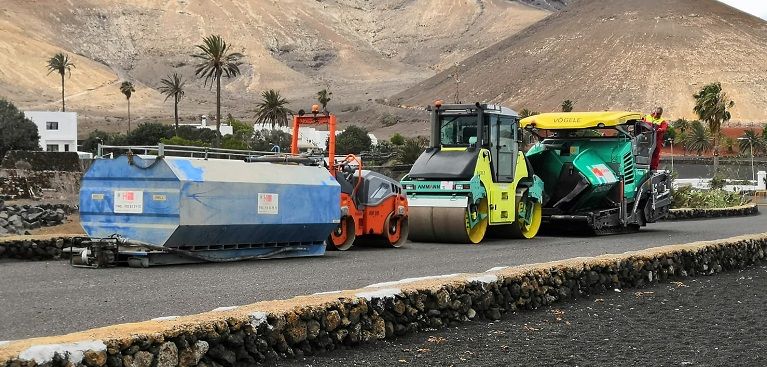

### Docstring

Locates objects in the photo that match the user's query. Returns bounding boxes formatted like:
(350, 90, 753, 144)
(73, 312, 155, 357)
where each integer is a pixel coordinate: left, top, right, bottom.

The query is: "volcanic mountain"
(0, 0, 548, 134)
(393, 0, 767, 123)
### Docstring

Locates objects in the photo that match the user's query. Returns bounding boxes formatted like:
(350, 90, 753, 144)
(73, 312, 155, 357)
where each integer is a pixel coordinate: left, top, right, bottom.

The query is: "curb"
(2, 233, 767, 366)
(665, 203, 759, 220)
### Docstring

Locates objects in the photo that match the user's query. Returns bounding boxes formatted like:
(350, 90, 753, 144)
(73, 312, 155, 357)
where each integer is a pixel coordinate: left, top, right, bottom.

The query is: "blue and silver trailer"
(76, 146, 340, 267)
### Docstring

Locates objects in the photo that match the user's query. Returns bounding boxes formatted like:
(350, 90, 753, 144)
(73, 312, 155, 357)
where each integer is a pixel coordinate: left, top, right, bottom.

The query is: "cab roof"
(519, 111, 643, 129)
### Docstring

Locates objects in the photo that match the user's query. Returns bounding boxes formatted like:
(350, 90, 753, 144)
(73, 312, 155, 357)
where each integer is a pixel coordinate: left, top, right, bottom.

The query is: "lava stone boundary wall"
(666, 203, 759, 220)
(0, 169, 82, 201)
(2, 233, 767, 367)
(0, 235, 85, 261)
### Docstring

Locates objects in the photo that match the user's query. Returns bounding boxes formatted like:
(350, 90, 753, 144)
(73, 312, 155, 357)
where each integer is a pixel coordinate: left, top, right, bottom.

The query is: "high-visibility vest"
(643, 114, 666, 126)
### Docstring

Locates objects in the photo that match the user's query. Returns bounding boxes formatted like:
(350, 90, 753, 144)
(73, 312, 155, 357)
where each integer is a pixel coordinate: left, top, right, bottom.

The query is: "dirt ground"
(283, 265, 767, 366)
(26, 213, 84, 235)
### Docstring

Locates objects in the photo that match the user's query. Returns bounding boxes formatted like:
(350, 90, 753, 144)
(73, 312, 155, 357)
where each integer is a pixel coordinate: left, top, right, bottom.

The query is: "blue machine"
(78, 154, 340, 266)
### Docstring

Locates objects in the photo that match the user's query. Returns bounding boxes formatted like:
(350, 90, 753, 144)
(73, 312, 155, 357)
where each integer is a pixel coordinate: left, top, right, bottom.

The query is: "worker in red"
(643, 106, 668, 170)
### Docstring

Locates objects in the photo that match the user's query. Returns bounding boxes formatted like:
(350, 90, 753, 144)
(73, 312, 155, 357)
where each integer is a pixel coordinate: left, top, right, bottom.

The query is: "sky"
(717, 0, 767, 20)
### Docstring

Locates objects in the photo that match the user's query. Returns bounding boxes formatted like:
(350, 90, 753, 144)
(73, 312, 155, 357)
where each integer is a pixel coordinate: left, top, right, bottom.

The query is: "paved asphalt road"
(1, 214, 765, 340)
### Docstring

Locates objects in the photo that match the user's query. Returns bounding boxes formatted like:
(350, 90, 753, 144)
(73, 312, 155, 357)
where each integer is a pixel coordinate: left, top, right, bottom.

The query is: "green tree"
(739, 129, 766, 157)
(372, 140, 395, 156)
(127, 122, 174, 145)
(120, 81, 136, 134)
(317, 89, 332, 112)
(175, 126, 220, 145)
(722, 136, 735, 155)
(46, 52, 75, 112)
(223, 116, 255, 149)
(672, 118, 690, 134)
(254, 89, 292, 129)
(158, 72, 186, 132)
(672, 118, 691, 155)
(251, 129, 292, 152)
(193, 34, 243, 141)
(390, 133, 405, 146)
(0, 99, 40, 158)
(397, 136, 429, 164)
(336, 125, 372, 154)
(693, 82, 735, 171)
(160, 136, 209, 147)
(81, 130, 128, 153)
(682, 121, 712, 156)
(561, 100, 574, 112)
(518, 109, 539, 119)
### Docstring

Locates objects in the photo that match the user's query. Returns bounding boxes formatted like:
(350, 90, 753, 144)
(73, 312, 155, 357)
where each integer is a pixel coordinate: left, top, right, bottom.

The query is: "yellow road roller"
(400, 102, 545, 243)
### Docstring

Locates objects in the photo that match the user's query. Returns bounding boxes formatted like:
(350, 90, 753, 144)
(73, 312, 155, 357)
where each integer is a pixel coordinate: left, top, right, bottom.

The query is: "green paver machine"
(520, 111, 671, 233)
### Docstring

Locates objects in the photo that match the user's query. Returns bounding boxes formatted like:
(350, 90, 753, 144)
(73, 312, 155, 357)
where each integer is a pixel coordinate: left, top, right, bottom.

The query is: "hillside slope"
(0, 0, 548, 133)
(393, 0, 767, 122)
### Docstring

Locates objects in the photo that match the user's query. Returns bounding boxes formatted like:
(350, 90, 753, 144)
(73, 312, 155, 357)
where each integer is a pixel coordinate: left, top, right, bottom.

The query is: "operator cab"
(408, 103, 522, 182)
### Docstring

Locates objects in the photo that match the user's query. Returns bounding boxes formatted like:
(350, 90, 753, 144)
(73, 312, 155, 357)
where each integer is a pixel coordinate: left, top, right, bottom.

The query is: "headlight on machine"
(455, 184, 467, 190)
(403, 184, 415, 190)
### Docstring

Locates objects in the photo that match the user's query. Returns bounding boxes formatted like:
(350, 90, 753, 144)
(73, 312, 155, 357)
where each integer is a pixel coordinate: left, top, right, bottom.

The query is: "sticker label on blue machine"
(258, 193, 279, 215)
(114, 190, 144, 213)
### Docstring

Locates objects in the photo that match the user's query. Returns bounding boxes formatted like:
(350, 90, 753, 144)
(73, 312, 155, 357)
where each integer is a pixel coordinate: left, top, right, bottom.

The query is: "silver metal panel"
(408, 196, 469, 208)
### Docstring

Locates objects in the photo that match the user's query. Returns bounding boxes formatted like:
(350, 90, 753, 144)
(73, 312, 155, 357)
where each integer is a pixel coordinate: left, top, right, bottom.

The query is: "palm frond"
(46, 52, 75, 77)
(192, 35, 243, 89)
(158, 73, 186, 102)
(120, 81, 135, 99)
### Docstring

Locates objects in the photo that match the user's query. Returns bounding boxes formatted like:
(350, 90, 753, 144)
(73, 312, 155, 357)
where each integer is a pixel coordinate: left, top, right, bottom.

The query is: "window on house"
(46, 144, 59, 152)
(64, 144, 70, 152)
(46, 121, 59, 130)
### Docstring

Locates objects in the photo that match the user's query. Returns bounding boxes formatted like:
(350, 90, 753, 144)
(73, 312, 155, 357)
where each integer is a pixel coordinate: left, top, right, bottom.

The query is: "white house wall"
(23, 111, 78, 152)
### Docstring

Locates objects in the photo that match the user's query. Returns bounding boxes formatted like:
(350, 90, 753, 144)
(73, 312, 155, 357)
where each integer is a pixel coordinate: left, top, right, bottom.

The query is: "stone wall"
(666, 203, 759, 220)
(0, 235, 84, 261)
(1, 233, 766, 367)
(0, 170, 82, 203)
(0, 203, 75, 236)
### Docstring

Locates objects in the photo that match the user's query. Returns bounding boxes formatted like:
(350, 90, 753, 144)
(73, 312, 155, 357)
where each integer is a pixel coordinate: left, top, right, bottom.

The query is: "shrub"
(397, 136, 429, 164)
(81, 130, 128, 153)
(671, 186, 746, 209)
(160, 136, 209, 147)
(390, 133, 405, 146)
(380, 113, 399, 127)
(251, 129, 291, 152)
(127, 123, 174, 145)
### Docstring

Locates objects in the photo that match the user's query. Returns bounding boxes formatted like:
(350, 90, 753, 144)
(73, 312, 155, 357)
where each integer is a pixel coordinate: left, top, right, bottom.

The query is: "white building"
(178, 115, 234, 136)
(24, 111, 78, 152)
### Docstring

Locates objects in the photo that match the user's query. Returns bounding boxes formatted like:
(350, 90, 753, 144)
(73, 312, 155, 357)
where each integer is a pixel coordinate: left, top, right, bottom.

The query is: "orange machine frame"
(290, 106, 407, 250)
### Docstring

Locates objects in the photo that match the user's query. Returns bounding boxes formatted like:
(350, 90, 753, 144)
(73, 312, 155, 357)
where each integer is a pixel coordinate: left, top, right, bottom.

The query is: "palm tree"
(739, 129, 767, 157)
(158, 73, 186, 132)
(254, 89, 292, 129)
(672, 118, 690, 134)
(518, 109, 539, 119)
(193, 34, 243, 141)
(561, 100, 574, 112)
(119, 81, 136, 133)
(683, 121, 713, 156)
(46, 53, 75, 112)
(672, 118, 691, 156)
(317, 89, 332, 112)
(693, 82, 735, 171)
